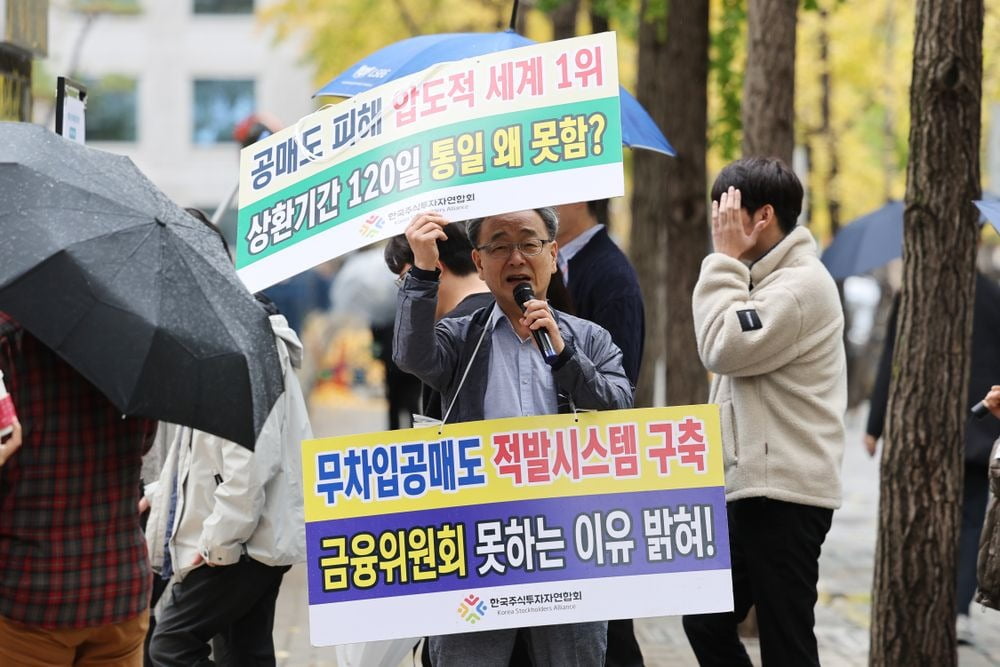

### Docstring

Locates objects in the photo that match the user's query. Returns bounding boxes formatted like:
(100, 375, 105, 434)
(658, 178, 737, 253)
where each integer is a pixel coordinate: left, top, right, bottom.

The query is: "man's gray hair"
(467, 207, 559, 247)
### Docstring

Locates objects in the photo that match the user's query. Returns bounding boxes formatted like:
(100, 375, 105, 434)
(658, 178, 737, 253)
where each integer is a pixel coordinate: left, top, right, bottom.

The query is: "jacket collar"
(748, 226, 817, 287)
(453, 305, 574, 423)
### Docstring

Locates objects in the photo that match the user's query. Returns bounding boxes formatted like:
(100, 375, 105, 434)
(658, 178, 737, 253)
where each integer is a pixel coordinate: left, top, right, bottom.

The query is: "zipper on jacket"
(213, 473, 223, 485)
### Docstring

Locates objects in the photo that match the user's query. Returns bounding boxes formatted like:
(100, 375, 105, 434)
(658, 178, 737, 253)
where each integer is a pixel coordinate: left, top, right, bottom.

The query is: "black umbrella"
(820, 201, 904, 280)
(0, 122, 282, 449)
(820, 198, 996, 280)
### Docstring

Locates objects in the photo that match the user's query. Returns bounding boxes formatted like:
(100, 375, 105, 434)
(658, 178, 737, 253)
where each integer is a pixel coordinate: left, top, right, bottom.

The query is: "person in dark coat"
(865, 272, 1000, 643)
(555, 200, 644, 666)
(555, 200, 644, 387)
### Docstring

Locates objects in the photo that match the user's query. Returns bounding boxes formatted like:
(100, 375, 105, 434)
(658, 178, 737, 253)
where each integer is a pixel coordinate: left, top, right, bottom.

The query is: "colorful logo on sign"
(457, 594, 488, 624)
(359, 214, 386, 239)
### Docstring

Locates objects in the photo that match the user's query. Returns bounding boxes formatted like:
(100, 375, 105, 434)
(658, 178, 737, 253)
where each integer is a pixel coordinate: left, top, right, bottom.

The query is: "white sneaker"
(957, 613, 974, 645)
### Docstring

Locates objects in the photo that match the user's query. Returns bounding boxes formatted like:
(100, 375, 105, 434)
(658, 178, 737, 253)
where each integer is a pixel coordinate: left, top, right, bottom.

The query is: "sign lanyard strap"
(439, 322, 490, 433)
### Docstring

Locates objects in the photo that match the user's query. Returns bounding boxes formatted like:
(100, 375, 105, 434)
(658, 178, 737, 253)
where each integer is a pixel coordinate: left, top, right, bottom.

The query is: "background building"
(1, 0, 47, 121)
(36, 0, 314, 233)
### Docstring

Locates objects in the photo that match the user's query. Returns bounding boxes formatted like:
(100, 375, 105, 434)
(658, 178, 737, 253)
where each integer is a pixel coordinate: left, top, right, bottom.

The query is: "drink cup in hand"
(0, 370, 17, 439)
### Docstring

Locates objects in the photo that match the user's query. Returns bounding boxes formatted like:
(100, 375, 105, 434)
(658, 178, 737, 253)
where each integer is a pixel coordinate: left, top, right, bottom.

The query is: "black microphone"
(513, 282, 559, 365)
(972, 401, 992, 419)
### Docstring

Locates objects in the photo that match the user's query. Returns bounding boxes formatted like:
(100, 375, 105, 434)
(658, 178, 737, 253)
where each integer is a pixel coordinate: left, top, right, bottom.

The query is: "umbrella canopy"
(0, 122, 283, 449)
(315, 30, 675, 157)
(820, 201, 905, 280)
(822, 199, 998, 280)
(975, 200, 1000, 235)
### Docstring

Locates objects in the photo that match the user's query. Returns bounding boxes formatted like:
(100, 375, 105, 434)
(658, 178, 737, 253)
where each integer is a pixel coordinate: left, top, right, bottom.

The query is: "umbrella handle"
(294, 104, 338, 165)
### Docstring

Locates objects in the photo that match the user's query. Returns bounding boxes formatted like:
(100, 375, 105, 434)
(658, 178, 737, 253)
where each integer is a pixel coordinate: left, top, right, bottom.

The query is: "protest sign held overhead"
(236, 32, 624, 292)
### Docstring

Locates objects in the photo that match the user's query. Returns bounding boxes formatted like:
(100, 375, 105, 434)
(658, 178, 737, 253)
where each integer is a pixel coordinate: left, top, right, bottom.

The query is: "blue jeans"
(429, 621, 607, 667)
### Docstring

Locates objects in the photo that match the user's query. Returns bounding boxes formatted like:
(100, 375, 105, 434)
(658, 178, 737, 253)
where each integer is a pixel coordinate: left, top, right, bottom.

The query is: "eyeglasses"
(475, 239, 552, 259)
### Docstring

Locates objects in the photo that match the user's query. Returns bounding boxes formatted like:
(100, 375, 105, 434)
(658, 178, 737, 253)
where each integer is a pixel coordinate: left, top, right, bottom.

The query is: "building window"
(83, 75, 138, 142)
(192, 79, 254, 144)
(193, 0, 253, 14)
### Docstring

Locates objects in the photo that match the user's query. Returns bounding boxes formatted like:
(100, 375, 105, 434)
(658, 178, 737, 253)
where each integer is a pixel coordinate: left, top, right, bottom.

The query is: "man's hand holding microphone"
(514, 282, 563, 364)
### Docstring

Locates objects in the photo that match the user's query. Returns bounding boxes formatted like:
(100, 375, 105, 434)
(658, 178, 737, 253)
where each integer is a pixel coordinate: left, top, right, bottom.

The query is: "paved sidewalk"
(275, 403, 1000, 665)
(634, 407, 1000, 666)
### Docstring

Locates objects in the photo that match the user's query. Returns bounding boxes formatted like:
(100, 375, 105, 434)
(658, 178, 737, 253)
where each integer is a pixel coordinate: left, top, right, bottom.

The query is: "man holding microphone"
(393, 208, 633, 666)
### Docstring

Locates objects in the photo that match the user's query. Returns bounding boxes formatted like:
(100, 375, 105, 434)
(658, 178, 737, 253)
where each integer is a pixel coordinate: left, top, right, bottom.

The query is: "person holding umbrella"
(0, 312, 157, 665)
(0, 125, 291, 666)
(143, 216, 312, 667)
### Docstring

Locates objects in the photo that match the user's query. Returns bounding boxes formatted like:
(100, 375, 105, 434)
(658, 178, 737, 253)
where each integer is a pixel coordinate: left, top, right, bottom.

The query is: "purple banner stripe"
(306, 486, 730, 605)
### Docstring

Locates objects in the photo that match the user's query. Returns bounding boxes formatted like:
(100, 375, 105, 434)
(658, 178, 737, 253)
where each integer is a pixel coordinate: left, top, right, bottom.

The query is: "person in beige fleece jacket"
(682, 157, 847, 667)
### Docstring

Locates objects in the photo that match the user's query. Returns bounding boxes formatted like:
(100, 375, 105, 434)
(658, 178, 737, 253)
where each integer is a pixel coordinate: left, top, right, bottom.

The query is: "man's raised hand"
(405, 212, 449, 271)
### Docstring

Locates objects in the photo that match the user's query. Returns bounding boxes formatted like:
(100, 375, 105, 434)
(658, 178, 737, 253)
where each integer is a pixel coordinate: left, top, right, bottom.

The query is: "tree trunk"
(550, 0, 580, 41)
(818, 7, 841, 236)
(742, 0, 796, 163)
(661, 0, 710, 406)
(630, 0, 667, 408)
(589, 4, 608, 34)
(870, 1, 983, 665)
(631, 0, 710, 407)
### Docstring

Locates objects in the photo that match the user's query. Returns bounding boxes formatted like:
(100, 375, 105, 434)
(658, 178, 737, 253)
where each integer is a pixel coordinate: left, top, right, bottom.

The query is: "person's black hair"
(710, 157, 803, 234)
(586, 199, 610, 227)
(384, 234, 413, 276)
(184, 207, 231, 255)
(383, 222, 477, 276)
(436, 222, 476, 275)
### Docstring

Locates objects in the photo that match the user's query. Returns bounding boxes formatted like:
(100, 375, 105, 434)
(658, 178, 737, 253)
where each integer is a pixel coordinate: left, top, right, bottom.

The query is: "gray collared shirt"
(482, 304, 559, 420)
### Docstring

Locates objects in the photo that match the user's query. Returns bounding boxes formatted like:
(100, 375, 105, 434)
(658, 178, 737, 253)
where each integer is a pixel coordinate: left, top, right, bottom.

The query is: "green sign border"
(236, 96, 623, 269)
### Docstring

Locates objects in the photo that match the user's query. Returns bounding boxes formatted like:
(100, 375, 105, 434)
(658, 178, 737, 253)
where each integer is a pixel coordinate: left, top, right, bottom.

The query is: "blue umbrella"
(974, 200, 1000, 235)
(315, 30, 675, 157)
(820, 201, 904, 280)
(821, 199, 997, 280)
